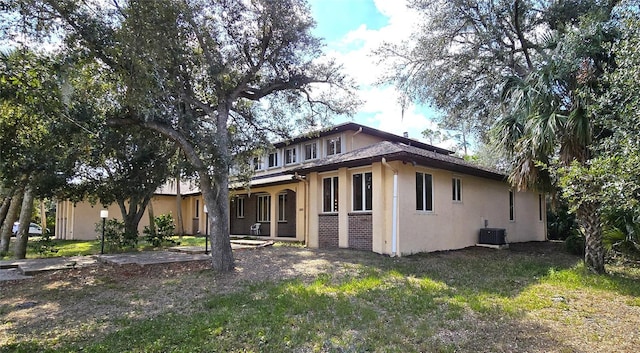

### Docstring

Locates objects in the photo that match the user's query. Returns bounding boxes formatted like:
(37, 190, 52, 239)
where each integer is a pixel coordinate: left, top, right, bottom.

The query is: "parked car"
(11, 222, 43, 236)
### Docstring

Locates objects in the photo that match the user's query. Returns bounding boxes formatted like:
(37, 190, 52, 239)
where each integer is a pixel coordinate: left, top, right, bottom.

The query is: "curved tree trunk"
(175, 175, 184, 235)
(0, 194, 13, 230)
(14, 185, 34, 259)
(147, 199, 156, 235)
(577, 201, 605, 274)
(0, 188, 24, 254)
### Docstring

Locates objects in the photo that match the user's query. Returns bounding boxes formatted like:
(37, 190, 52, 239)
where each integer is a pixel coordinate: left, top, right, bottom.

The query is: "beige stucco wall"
(306, 160, 546, 255)
(55, 195, 181, 240)
(395, 162, 546, 255)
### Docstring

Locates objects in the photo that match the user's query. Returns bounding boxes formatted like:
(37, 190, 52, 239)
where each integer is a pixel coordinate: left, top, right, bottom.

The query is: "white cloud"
(323, 0, 445, 145)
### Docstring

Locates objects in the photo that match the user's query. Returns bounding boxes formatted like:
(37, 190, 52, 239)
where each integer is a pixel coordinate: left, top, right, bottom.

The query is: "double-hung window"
(352, 172, 372, 211)
(326, 137, 341, 156)
(268, 152, 278, 168)
(285, 147, 296, 164)
(304, 143, 317, 160)
(236, 197, 245, 218)
(323, 176, 339, 213)
(253, 157, 263, 171)
(416, 172, 433, 211)
(257, 194, 271, 222)
(278, 193, 287, 222)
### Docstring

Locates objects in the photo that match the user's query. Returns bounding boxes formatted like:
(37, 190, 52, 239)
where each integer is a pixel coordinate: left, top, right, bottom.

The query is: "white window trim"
(325, 135, 342, 157)
(322, 176, 339, 213)
(236, 196, 245, 219)
(452, 177, 462, 203)
(278, 193, 287, 222)
(303, 142, 318, 161)
(268, 151, 279, 169)
(416, 171, 434, 213)
(352, 171, 372, 212)
(284, 146, 297, 165)
(257, 194, 271, 222)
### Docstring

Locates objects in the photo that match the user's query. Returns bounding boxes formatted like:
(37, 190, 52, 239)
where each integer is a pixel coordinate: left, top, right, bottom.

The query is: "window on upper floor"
(353, 172, 372, 211)
(326, 136, 341, 156)
(253, 157, 263, 171)
(304, 142, 317, 160)
(268, 152, 278, 168)
(285, 147, 297, 164)
(416, 172, 433, 212)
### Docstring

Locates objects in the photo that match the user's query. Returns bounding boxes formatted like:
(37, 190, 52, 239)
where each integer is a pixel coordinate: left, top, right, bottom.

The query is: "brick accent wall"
(348, 213, 372, 251)
(318, 214, 339, 248)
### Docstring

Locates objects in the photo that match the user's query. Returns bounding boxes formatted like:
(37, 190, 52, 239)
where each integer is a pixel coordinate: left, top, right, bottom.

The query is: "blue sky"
(307, 0, 444, 145)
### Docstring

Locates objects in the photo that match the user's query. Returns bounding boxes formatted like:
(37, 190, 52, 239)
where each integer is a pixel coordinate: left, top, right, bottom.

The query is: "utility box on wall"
(479, 228, 507, 245)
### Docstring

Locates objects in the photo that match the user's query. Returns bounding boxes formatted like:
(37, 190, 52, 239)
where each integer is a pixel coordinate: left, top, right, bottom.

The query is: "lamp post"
(203, 204, 209, 254)
(100, 210, 108, 254)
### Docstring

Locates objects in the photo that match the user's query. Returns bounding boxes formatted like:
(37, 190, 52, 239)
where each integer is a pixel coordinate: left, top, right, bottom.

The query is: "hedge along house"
(229, 122, 546, 254)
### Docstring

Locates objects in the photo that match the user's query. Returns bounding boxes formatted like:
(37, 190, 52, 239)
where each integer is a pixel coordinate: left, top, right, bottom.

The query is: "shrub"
(564, 232, 585, 256)
(144, 214, 177, 248)
(28, 229, 58, 256)
(602, 209, 640, 261)
(95, 219, 135, 252)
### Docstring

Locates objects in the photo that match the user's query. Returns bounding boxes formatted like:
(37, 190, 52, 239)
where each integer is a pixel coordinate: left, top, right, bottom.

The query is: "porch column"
(270, 191, 278, 238)
(372, 162, 386, 254)
(307, 172, 320, 248)
(338, 167, 349, 248)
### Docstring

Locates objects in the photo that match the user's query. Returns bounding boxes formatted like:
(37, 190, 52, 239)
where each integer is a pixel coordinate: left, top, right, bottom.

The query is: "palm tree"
(496, 24, 614, 273)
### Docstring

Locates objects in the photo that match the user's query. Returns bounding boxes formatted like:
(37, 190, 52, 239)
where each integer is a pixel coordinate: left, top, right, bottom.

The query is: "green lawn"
(1, 236, 207, 260)
(1, 243, 639, 352)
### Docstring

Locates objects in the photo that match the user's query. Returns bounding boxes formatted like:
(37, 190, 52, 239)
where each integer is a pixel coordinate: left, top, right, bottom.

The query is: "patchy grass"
(1, 236, 208, 260)
(1, 243, 639, 352)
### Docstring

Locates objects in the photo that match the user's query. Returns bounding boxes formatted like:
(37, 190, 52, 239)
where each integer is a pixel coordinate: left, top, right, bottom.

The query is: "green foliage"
(565, 232, 586, 256)
(27, 230, 58, 256)
(547, 200, 577, 240)
(602, 209, 640, 260)
(95, 219, 137, 252)
(143, 213, 177, 248)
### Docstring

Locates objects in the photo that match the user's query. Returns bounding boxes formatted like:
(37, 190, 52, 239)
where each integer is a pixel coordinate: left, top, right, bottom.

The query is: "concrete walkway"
(0, 240, 273, 281)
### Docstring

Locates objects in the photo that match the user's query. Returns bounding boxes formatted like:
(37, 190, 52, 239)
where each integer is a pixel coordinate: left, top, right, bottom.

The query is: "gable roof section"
(292, 141, 506, 181)
(273, 122, 454, 156)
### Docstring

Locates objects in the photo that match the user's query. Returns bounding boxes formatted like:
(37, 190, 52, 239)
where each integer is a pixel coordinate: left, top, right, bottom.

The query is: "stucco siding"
(396, 163, 545, 255)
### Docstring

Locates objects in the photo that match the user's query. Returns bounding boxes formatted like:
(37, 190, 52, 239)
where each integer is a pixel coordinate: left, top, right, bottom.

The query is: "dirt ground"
(1, 243, 639, 352)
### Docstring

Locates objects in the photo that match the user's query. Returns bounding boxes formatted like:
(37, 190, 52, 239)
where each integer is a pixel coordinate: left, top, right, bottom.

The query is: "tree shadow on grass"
(2, 241, 639, 352)
(0, 273, 581, 353)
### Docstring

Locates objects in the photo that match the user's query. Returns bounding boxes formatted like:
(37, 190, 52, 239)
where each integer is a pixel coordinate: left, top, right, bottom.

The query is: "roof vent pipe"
(403, 132, 409, 138)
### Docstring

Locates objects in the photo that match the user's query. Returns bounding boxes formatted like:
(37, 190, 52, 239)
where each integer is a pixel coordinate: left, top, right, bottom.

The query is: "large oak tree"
(6, 0, 357, 270)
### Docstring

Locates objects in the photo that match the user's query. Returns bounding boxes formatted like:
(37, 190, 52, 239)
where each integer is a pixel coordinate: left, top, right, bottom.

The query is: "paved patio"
(0, 240, 273, 281)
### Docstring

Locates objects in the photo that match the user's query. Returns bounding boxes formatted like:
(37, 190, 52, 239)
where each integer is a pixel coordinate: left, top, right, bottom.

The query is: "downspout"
(381, 158, 399, 257)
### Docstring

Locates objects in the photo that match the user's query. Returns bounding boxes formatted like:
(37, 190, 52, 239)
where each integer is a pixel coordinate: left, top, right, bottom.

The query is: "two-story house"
(56, 122, 546, 255)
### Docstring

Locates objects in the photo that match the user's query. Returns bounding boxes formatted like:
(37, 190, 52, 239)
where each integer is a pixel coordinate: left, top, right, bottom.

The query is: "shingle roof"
(292, 141, 505, 181)
(272, 122, 453, 155)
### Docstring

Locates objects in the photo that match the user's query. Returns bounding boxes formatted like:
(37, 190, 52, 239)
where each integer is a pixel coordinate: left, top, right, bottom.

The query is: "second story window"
(304, 142, 317, 160)
(326, 136, 341, 156)
(253, 157, 263, 171)
(268, 152, 278, 168)
(285, 147, 297, 164)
